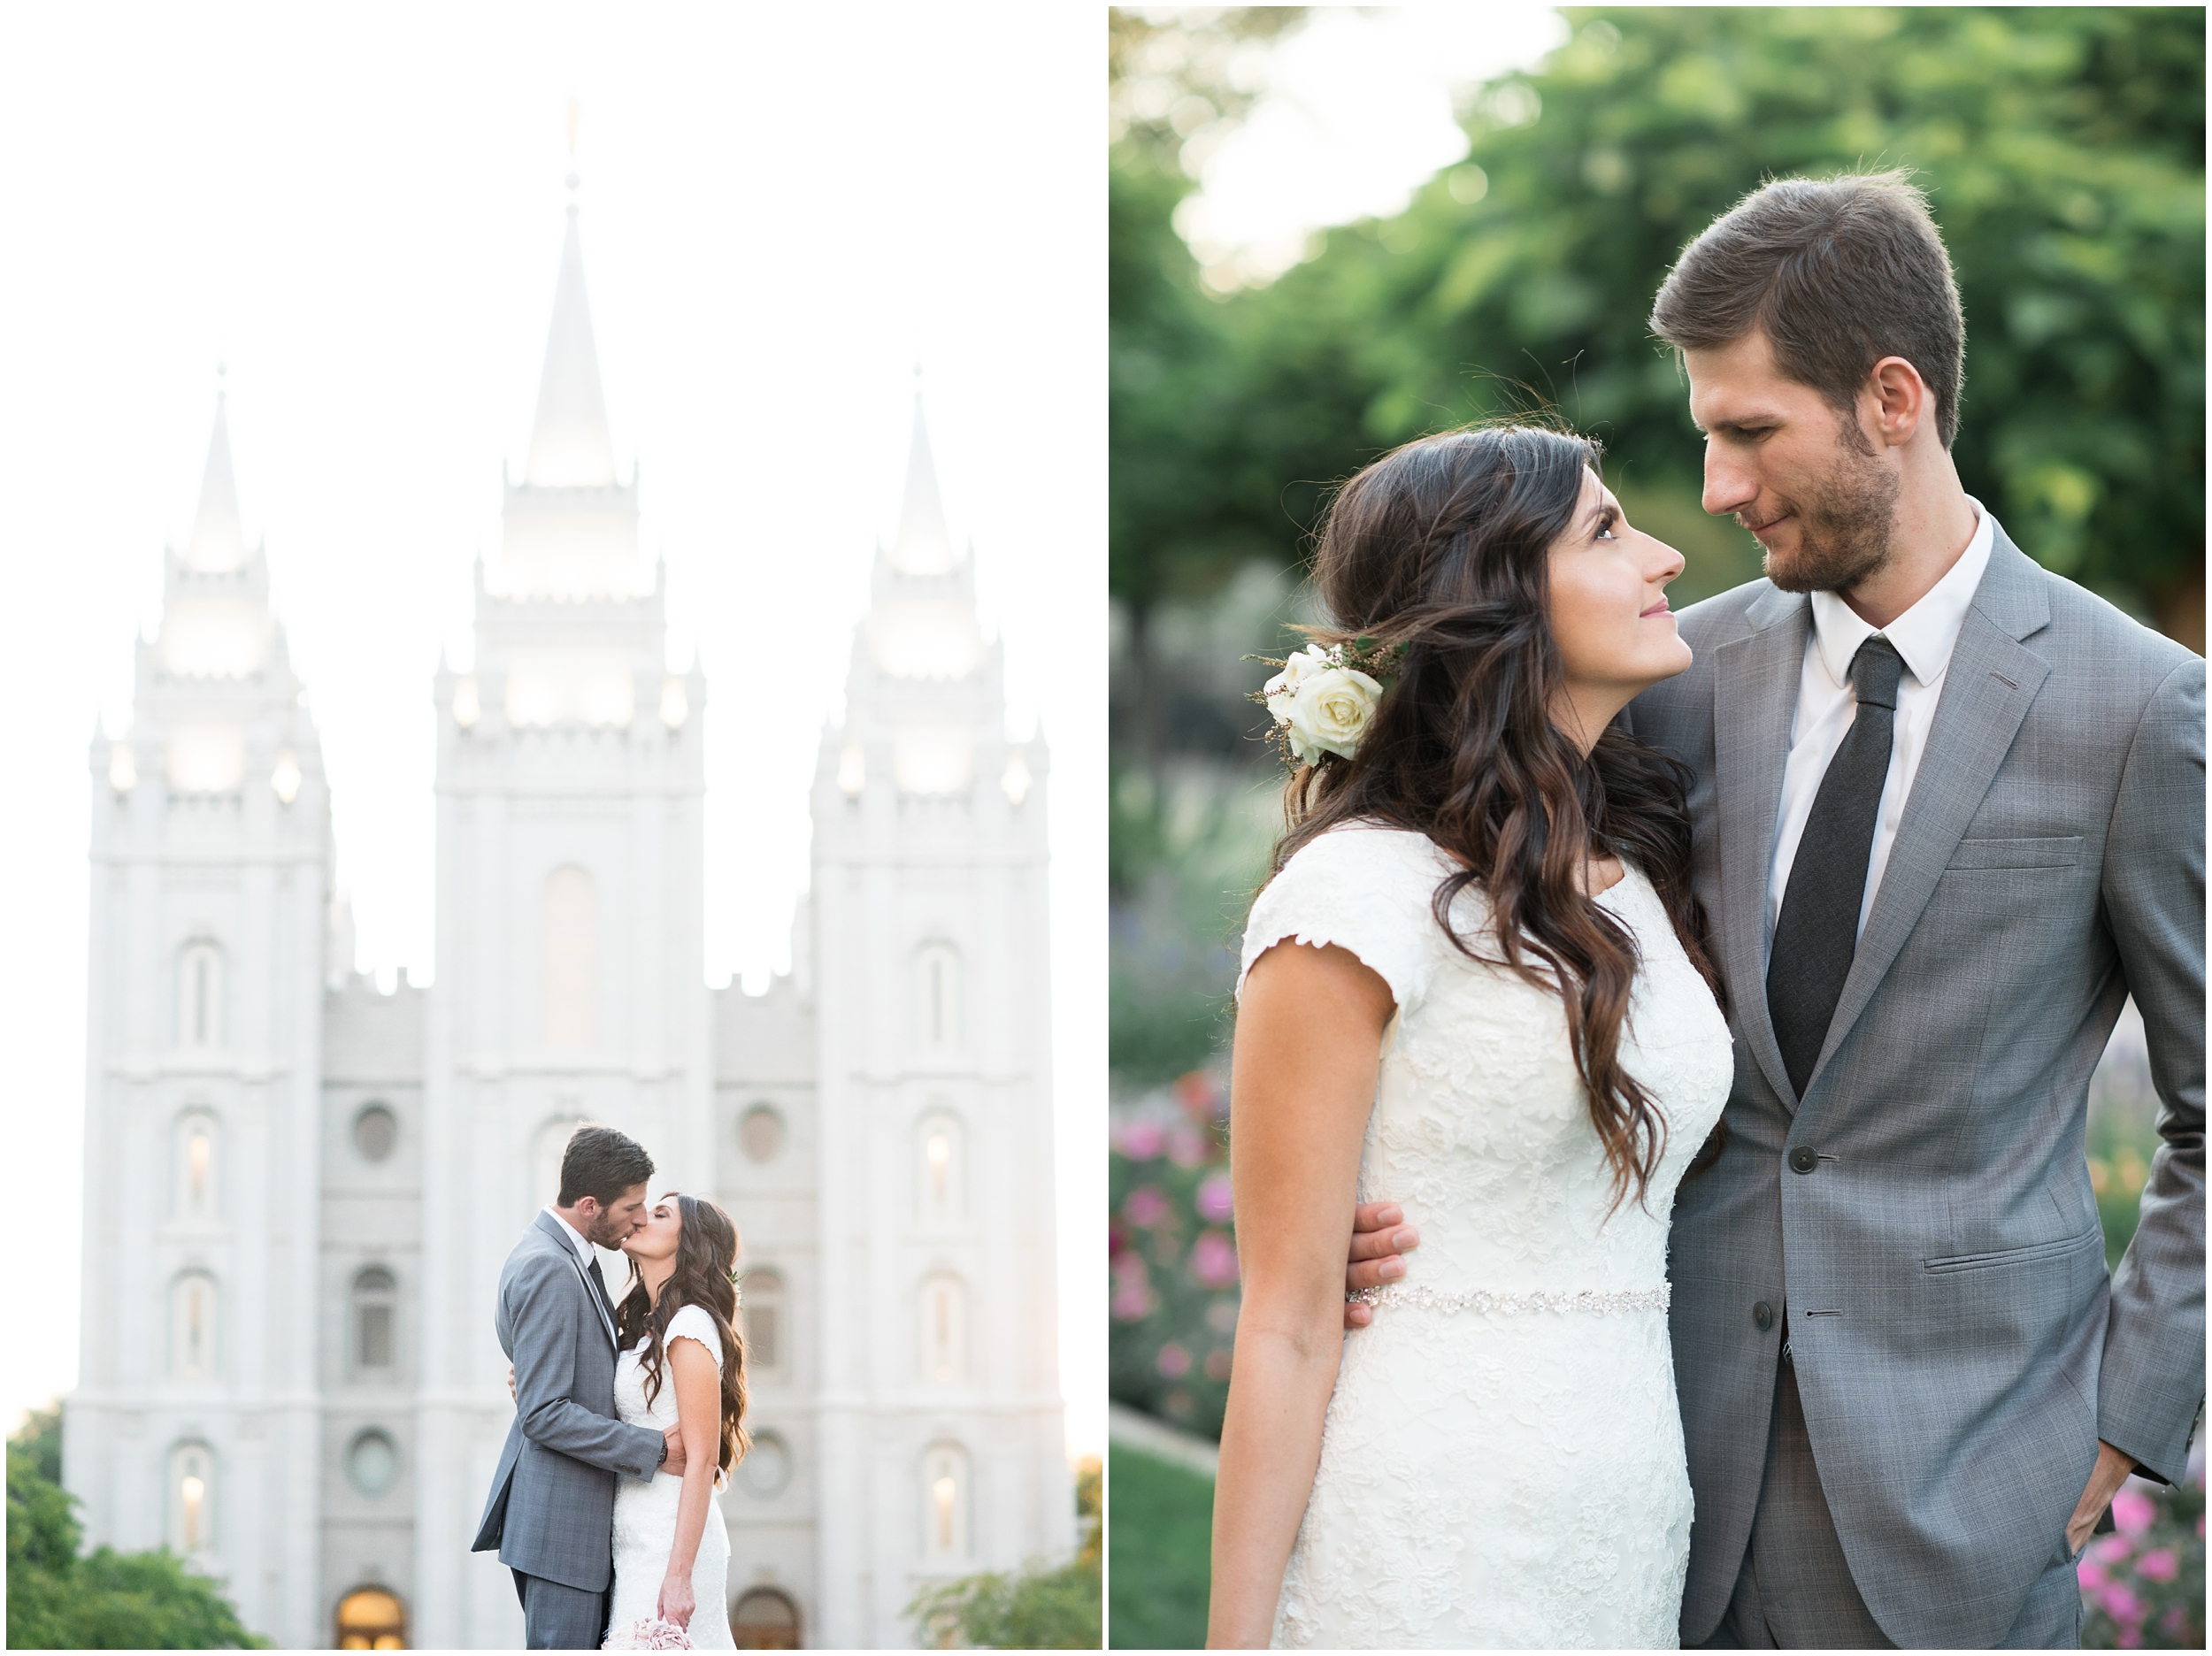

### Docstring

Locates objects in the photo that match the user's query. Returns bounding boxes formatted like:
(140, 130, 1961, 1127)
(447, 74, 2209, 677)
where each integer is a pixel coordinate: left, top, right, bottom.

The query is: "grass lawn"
(1109, 1442, 1214, 1648)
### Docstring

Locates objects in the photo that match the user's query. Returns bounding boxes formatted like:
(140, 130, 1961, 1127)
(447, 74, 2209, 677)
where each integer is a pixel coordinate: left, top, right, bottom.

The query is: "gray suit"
(1624, 525, 2204, 1647)
(472, 1212, 665, 1646)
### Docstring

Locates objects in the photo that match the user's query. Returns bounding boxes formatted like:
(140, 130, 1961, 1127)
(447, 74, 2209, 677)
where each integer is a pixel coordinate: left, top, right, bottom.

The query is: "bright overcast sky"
(1175, 4, 1568, 287)
(0, 4, 1102, 1453)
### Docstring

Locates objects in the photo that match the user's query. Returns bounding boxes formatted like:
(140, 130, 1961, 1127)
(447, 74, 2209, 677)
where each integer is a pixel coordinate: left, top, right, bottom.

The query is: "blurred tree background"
(1108, 9, 2203, 1646)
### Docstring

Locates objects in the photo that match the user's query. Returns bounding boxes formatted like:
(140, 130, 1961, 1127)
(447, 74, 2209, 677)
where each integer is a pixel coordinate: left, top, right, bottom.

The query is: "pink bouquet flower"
(603, 1616, 692, 1650)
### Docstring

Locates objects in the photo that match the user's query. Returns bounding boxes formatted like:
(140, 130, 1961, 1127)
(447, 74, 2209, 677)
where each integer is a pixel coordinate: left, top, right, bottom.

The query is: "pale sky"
(0, 4, 1103, 1454)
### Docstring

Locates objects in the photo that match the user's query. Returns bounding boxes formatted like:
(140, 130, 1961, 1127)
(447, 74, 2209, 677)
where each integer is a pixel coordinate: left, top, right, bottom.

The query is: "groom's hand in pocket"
(1341, 1201, 1421, 1330)
(2067, 1440, 2138, 1555)
(661, 1424, 687, 1476)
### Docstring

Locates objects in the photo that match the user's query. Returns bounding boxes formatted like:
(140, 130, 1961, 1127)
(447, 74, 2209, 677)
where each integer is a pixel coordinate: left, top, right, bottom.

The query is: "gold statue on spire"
(566, 96, 580, 156)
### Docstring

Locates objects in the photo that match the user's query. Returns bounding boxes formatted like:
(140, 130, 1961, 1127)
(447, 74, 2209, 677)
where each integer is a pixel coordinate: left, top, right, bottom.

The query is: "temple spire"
(524, 181, 618, 488)
(891, 382, 954, 574)
(186, 377, 248, 571)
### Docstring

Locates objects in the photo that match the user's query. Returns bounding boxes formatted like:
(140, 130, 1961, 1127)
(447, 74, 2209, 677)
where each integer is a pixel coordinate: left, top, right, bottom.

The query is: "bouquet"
(603, 1616, 692, 1650)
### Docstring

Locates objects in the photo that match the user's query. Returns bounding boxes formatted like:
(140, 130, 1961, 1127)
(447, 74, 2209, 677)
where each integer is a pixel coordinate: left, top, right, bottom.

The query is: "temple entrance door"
(731, 1587, 801, 1649)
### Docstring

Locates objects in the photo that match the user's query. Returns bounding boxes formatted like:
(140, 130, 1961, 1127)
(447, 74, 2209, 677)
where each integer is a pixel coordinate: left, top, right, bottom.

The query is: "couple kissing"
(472, 1126, 750, 1650)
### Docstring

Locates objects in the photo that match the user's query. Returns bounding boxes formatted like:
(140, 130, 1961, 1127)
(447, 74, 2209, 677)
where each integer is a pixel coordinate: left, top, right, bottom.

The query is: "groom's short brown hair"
(1649, 170, 1966, 448)
(557, 1124, 654, 1207)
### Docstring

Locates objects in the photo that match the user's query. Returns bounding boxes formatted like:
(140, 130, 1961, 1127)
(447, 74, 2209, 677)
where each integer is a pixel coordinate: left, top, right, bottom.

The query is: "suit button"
(1754, 1300, 1775, 1332)
(1789, 1146, 1818, 1174)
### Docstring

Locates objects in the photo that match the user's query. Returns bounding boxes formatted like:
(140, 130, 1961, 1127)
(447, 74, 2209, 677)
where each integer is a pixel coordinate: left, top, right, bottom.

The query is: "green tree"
(906, 1457, 1102, 1648)
(1111, 5, 2206, 701)
(8, 1405, 269, 1650)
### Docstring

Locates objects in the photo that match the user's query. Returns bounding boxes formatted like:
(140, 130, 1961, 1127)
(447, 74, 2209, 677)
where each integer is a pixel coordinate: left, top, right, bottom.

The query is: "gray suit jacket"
(471, 1211, 665, 1592)
(1624, 525, 2204, 1647)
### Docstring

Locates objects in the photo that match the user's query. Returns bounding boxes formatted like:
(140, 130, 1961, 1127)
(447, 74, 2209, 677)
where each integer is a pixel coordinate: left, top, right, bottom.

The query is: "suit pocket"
(1924, 1224, 2101, 1275)
(1946, 836, 2083, 870)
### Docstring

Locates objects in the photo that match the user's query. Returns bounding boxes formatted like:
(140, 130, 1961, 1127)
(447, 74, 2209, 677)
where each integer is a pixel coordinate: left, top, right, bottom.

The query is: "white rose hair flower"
(1248, 635, 1409, 768)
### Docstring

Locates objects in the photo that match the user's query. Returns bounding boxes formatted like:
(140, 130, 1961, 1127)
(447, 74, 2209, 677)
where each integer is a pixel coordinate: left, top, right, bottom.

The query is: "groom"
(472, 1125, 686, 1649)
(1349, 172, 2202, 1647)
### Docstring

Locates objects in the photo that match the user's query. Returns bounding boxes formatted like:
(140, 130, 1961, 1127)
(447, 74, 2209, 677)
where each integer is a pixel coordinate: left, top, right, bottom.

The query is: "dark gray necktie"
(1767, 636, 1907, 1100)
(586, 1254, 615, 1324)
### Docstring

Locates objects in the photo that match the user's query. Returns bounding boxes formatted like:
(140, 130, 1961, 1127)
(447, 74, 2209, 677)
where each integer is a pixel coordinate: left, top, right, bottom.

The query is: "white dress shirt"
(542, 1205, 599, 1271)
(1766, 501, 1995, 950)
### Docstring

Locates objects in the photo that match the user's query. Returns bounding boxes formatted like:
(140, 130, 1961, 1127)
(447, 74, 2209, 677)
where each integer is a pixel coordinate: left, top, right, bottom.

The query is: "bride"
(606, 1192, 750, 1648)
(1208, 426, 1733, 1649)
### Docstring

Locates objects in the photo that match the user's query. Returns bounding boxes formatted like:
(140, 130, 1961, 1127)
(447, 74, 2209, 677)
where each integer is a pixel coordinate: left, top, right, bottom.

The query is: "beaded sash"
(1349, 1282, 1671, 1316)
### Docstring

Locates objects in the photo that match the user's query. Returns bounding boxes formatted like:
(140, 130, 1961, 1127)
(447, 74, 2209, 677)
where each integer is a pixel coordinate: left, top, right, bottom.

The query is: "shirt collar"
(1808, 497, 1993, 691)
(543, 1205, 595, 1266)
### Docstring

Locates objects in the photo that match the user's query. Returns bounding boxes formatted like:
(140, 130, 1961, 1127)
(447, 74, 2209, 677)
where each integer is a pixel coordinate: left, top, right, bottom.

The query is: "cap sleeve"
(665, 1301, 724, 1371)
(1237, 825, 1452, 1015)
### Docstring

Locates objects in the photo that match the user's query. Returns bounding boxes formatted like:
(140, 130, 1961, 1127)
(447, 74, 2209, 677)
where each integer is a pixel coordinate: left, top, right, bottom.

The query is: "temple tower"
(65, 392, 335, 1649)
(804, 395, 1068, 1645)
(409, 180, 713, 1647)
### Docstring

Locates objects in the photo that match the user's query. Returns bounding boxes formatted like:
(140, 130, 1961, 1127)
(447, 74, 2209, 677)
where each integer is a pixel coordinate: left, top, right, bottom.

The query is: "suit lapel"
(1711, 587, 1810, 1109)
(536, 1211, 618, 1348)
(1802, 536, 2053, 1094)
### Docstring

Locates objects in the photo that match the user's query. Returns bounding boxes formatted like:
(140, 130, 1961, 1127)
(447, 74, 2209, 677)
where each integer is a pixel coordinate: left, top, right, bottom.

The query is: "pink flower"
(1191, 1229, 1240, 1289)
(1195, 1174, 1234, 1223)
(1174, 1070, 1224, 1120)
(2075, 1560, 2108, 1591)
(1168, 1124, 1212, 1168)
(2098, 1583, 2142, 1623)
(2133, 1547, 2177, 1582)
(1204, 1348, 1233, 1382)
(1118, 1119, 1166, 1161)
(2088, 1534, 2134, 1566)
(2116, 1631, 2142, 1650)
(2111, 1486, 2155, 1536)
(1157, 1342, 1192, 1378)
(1124, 1185, 1171, 1228)
(1111, 1254, 1154, 1321)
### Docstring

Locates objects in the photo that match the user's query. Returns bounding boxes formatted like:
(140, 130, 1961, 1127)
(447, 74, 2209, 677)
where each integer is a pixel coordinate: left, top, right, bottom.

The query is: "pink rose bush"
(2079, 1444, 2204, 1649)
(1110, 1070, 1239, 1437)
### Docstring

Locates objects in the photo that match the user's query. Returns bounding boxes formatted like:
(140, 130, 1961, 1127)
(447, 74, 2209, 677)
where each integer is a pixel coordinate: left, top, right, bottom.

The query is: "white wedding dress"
(1240, 823, 1733, 1649)
(608, 1303, 734, 1648)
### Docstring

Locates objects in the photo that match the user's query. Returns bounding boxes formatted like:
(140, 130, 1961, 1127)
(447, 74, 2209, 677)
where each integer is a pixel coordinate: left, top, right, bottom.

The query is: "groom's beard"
(1755, 429, 1901, 596)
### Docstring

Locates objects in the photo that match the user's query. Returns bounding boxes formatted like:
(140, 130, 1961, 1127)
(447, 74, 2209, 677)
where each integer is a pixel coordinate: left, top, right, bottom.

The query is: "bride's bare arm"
(656, 1336, 721, 1629)
(1207, 940, 1394, 1650)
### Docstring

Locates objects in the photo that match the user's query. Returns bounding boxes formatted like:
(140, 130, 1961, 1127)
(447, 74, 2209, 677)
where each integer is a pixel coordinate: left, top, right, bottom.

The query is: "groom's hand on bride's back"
(1342, 1201, 1419, 1329)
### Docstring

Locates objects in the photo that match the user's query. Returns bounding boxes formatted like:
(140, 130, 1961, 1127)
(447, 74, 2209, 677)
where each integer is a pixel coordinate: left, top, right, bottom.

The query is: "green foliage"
(1111, 6, 2206, 656)
(906, 1459, 1102, 1648)
(1105, 1443, 1214, 1650)
(7, 1405, 269, 1650)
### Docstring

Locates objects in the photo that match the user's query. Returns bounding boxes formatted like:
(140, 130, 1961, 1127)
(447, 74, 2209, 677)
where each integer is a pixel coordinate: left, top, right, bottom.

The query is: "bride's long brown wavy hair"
(1266, 424, 1723, 1213)
(614, 1192, 750, 1479)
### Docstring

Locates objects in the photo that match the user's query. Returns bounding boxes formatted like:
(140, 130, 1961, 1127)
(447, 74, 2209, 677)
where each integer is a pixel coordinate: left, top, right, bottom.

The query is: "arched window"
(731, 1586, 801, 1649)
(918, 1271, 968, 1385)
(738, 1104, 784, 1164)
(167, 1441, 214, 1554)
(170, 1272, 219, 1380)
(916, 941, 959, 1054)
(173, 1109, 219, 1222)
(344, 1429, 400, 1498)
(178, 941, 224, 1050)
(740, 1269, 785, 1377)
(334, 1585, 407, 1650)
(917, 1108, 964, 1224)
(920, 1441, 971, 1565)
(352, 1103, 398, 1162)
(541, 867, 597, 1048)
(734, 1430, 792, 1500)
(354, 1267, 397, 1375)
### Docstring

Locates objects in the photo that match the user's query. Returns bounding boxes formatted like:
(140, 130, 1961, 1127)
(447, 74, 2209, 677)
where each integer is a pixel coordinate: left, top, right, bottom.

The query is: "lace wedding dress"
(608, 1303, 734, 1649)
(1240, 824, 1732, 1649)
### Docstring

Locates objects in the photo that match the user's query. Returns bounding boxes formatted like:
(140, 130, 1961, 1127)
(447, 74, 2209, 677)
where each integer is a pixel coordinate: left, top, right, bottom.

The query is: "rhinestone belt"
(1349, 1283, 1671, 1315)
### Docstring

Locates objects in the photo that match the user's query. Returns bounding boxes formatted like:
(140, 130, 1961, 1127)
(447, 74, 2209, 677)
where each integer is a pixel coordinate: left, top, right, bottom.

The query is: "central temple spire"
(891, 387, 955, 575)
(186, 381, 249, 571)
(524, 185, 618, 488)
